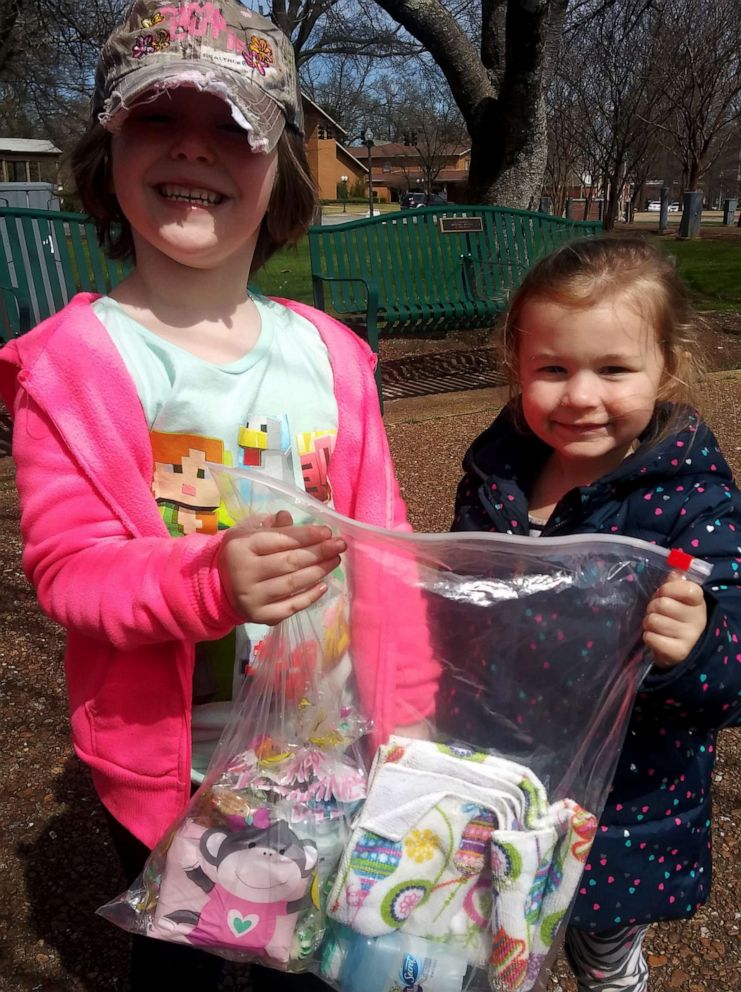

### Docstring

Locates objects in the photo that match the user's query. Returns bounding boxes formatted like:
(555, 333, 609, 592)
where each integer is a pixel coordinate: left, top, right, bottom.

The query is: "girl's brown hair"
(71, 121, 317, 273)
(500, 236, 705, 408)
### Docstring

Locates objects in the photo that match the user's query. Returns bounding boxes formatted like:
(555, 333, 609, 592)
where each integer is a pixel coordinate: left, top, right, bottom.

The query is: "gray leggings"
(564, 924, 650, 991)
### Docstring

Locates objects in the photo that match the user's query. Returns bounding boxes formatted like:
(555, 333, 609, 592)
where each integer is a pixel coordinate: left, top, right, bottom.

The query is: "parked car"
(400, 191, 448, 209)
(400, 191, 426, 209)
(647, 200, 681, 213)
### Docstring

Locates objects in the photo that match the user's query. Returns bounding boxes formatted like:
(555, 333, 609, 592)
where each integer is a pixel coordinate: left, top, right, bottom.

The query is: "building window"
(383, 161, 391, 173)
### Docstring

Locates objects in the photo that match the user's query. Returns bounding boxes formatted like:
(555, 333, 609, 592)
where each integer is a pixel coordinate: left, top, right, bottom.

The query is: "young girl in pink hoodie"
(0, 3, 435, 988)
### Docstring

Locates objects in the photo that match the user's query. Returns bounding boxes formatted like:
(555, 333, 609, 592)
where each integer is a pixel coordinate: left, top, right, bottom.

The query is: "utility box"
(722, 199, 737, 225)
(0, 182, 60, 210)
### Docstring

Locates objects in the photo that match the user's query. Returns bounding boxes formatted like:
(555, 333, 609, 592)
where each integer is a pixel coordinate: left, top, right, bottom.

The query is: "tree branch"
(372, 0, 493, 124)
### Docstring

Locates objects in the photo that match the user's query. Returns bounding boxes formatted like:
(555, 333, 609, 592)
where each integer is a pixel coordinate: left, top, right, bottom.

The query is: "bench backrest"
(308, 205, 601, 320)
(0, 206, 132, 337)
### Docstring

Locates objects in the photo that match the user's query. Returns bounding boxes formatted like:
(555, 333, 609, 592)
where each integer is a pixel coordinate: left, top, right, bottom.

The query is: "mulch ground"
(0, 314, 739, 991)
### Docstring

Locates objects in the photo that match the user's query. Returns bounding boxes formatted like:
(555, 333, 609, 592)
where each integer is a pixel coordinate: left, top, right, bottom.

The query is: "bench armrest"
(311, 274, 380, 353)
(0, 283, 33, 341)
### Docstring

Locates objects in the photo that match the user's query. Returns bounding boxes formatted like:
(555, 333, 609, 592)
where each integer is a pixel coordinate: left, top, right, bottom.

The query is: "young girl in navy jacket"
(451, 236, 741, 991)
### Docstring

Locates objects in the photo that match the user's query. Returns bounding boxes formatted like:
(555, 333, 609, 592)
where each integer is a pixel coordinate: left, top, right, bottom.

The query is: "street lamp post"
(363, 128, 375, 217)
(340, 174, 348, 213)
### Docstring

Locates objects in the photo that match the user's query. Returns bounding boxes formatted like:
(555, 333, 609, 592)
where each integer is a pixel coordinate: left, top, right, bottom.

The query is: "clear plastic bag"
(98, 467, 710, 992)
(99, 543, 368, 968)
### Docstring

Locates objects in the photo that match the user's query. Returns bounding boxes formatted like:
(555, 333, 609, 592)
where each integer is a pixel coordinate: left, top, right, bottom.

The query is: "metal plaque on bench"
(438, 216, 484, 234)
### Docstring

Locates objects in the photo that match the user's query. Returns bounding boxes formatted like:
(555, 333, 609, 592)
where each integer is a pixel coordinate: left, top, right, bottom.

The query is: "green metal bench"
(308, 205, 602, 357)
(0, 206, 132, 340)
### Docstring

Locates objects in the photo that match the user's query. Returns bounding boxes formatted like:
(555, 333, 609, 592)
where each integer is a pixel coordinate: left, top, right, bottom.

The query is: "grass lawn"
(249, 239, 313, 304)
(250, 229, 741, 313)
(322, 202, 400, 216)
(657, 239, 741, 312)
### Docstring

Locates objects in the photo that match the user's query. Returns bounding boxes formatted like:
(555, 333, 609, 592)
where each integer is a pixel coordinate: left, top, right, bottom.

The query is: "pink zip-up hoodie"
(0, 294, 437, 848)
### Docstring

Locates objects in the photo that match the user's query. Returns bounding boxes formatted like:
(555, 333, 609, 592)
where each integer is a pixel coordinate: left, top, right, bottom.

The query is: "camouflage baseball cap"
(93, 0, 303, 154)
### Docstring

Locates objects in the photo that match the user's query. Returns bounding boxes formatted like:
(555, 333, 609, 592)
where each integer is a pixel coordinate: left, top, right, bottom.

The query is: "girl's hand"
(217, 510, 346, 625)
(642, 573, 707, 668)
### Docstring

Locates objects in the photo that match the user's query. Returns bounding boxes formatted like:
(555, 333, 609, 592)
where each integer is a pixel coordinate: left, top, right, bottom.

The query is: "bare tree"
(270, 0, 419, 62)
(647, 0, 741, 192)
(0, 1, 418, 149)
(0, 0, 21, 75)
(558, 0, 662, 229)
(7, 0, 683, 217)
(377, 64, 467, 193)
(544, 75, 583, 216)
(409, 119, 467, 195)
(0, 1, 128, 143)
(301, 52, 378, 139)
(372, 0, 570, 207)
(370, 73, 411, 143)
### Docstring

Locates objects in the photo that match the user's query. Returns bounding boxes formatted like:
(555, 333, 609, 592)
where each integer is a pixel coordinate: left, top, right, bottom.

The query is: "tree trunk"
(583, 189, 593, 222)
(466, 95, 549, 207)
(0, 0, 21, 74)
(374, 0, 567, 207)
(603, 171, 622, 231)
(686, 155, 701, 192)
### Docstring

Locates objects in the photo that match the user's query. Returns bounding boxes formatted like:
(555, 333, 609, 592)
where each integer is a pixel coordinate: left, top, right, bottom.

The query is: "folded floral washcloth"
(488, 798, 597, 992)
(326, 737, 597, 984)
(374, 738, 550, 828)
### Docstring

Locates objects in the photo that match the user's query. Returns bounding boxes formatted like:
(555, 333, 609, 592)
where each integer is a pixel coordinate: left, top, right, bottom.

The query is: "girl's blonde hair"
(501, 236, 705, 407)
(71, 122, 317, 273)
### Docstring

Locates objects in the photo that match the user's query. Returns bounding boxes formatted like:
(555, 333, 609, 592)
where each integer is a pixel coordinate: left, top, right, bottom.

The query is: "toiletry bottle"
(337, 927, 468, 992)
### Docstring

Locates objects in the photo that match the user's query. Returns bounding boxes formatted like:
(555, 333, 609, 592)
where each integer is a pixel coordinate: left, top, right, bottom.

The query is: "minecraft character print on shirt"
(151, 431, 233, 536)
(237, 415, 294, 483)
(237, 417, 337, 503)
(297, 430, 336, 503)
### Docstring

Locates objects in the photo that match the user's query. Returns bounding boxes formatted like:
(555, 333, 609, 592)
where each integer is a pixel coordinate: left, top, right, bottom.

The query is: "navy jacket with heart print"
(450, 401, 741, 931)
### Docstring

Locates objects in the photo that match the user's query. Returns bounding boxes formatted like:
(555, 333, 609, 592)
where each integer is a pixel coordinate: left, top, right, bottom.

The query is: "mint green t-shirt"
(93, 294, 339, 779)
